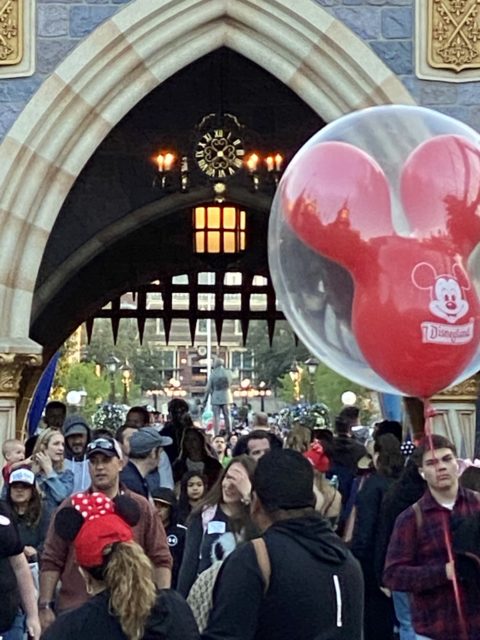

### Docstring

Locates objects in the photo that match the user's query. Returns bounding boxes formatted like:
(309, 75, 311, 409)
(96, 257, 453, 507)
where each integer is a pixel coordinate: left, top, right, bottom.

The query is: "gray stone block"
(0, 102, 24, 139)
(70, 6, 119, 38)
(400, 75, 422, 101)
(367, 0, 412, 5)
(36, 38, 79, 75)
(332, 7, 381, 39)
(458, 84, 480, 107)
(434, 105, 470, 126)
(371, 41, 412, 74)
(382, 7, 412, 39)
(314, 0, 339, 6)
(465, 106, 480, 131)
(0, 77, 43, 102)
(420, 82, 458, 106)
(38, 5, 69, 37)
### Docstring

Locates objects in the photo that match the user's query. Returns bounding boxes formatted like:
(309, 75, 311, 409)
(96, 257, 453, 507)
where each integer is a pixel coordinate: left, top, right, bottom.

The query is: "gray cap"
(63, 414, 90, 438)
(129, 427, 172, 457)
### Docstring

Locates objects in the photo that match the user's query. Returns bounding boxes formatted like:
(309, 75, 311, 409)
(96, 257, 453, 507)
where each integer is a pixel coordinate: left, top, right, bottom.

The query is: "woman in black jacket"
(351, 434, 404, 640)
(177, 455, 257, 598)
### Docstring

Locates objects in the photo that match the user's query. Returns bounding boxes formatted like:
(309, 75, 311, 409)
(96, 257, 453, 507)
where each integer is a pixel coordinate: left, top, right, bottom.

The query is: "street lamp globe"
(305, 357, 319, 377)
(341, 391, 357, 406)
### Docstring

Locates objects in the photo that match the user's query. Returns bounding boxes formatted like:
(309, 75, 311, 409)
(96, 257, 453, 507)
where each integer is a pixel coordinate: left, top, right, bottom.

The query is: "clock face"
(195, 128, 245, 178)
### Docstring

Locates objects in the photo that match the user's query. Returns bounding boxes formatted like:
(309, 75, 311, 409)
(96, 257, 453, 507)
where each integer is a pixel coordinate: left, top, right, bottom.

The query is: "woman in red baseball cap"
(41, 493, 199, 640)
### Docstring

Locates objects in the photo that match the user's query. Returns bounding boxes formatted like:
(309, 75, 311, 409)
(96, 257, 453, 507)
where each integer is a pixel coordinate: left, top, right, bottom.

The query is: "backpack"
(187, 537, 271, 632)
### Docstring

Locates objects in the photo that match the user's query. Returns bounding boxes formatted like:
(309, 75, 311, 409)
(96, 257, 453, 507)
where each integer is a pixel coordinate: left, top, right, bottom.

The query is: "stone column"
(0, 340, 42, 461)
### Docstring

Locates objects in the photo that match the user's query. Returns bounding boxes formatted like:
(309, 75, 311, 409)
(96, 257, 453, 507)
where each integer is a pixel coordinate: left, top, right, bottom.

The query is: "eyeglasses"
(86, 438, 115, 453)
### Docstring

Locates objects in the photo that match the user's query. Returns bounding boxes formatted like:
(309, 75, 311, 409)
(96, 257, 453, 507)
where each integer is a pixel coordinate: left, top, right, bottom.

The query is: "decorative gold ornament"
(428, 0, 480, 72)
(432, 375, 479, 399)
(0, 0, 23, 65)
(0, 352, 42, 395)
(195, 128, 245, 179)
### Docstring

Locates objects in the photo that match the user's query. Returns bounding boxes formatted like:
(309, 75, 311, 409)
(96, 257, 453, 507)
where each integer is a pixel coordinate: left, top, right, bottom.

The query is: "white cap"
(9, 468, 35, 485)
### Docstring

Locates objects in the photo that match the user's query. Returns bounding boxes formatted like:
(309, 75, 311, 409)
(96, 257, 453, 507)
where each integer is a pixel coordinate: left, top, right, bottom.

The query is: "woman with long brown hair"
(172, 427, 222, 490)
(177, 454, 258, 598)
(41, 493, 198, 640)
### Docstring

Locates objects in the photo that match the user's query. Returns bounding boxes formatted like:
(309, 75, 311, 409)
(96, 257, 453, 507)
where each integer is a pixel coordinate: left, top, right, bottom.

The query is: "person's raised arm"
(9, 552, 41, 640)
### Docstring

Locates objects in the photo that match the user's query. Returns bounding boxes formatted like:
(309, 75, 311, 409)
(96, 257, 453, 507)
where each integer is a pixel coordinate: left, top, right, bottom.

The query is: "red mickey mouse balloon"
(269, 106, 480, 397)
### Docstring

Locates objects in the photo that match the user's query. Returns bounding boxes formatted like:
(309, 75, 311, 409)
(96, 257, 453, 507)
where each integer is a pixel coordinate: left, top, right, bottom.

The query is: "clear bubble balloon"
(269, 105, 480, 397)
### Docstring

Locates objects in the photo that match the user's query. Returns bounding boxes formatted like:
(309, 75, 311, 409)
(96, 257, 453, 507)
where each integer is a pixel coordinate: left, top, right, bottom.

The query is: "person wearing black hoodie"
(201, 449, 363, 640)
(328, 416, 367, 507)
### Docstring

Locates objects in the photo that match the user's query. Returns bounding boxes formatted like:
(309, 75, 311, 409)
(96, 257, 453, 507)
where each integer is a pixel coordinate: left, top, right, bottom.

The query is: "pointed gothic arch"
(0, 0, 414, 343)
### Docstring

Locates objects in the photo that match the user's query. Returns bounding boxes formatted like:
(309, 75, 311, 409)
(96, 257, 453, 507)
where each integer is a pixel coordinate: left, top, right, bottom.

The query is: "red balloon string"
(422, 398, 468, 640)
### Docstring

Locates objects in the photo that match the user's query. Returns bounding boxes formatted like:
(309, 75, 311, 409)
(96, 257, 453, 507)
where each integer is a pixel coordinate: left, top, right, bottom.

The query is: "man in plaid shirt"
(383, 435, 480, 640)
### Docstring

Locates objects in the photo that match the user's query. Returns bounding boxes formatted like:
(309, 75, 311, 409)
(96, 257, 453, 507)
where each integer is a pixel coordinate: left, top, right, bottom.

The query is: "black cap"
(151, 487, 177, 507)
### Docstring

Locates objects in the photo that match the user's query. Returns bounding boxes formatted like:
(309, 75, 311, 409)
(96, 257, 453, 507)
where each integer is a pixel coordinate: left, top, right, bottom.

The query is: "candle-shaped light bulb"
(274, 153, 283, 172)
(246, 153, 259, 173)
(181, 156, 189, 172)
(265, 156, 274, 172)
(156, 154, 164, 172)
(164, 153, 175, 171)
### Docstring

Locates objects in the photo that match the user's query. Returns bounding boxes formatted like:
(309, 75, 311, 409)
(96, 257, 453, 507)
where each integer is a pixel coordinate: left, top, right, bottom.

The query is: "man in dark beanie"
(201, 449, 363, 640)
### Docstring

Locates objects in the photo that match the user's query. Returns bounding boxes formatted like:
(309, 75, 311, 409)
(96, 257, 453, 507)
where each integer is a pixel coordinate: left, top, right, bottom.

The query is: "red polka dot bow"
(71, 492, 115, 520)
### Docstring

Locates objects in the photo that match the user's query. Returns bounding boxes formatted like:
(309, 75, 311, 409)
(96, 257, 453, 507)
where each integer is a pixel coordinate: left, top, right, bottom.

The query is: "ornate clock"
(195, 128, 245, 179)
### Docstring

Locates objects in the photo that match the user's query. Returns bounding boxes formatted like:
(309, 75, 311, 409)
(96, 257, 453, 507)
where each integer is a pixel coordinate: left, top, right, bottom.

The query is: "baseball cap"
(86, 437, 123, 460)
(129, 427, 172, 457)
(9, 468, 35, 485)
(151, 487, 177, 506)
(63, 415, 90, 438)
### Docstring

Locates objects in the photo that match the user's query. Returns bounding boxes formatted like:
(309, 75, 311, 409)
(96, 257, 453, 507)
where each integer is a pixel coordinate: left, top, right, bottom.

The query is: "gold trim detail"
(432, 375, 479, 399)
(0, 0, 22, 65)
(0, 352, 41, 395)
(428, 0, 480, 72)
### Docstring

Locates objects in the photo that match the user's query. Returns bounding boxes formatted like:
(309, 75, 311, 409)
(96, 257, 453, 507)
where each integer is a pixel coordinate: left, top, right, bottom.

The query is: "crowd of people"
(1, 398, 480, 640)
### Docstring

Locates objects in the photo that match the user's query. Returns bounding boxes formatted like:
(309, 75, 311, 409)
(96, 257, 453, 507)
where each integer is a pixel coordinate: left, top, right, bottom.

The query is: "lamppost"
(239, 378, 251, 406)
(163, 378, 187, 398)
(105, 354, 120, 404)
(65, 389, 88, 412)
(257, 381, 272, 412)
(304, 357, 319, 404)
(289, 361, 303, 402)
(121, 362, 132, 405)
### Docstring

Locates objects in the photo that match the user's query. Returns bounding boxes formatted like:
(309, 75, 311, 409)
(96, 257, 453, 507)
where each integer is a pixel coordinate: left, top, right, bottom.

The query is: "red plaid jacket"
(383, 487, 480, 640)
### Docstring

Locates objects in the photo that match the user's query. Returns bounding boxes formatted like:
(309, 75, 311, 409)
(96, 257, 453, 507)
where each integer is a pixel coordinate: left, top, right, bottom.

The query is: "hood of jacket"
(331, 435, 365, 468)
(268, 514, 349, 566)
(63, 416, 92, 460)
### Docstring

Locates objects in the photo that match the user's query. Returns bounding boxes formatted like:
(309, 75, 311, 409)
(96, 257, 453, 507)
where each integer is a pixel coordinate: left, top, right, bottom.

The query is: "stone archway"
(0, 0, 414, 437)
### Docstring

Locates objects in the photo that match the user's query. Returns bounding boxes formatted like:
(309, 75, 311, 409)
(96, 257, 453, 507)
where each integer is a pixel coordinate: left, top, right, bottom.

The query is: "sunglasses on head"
(87, 437, 115, 452)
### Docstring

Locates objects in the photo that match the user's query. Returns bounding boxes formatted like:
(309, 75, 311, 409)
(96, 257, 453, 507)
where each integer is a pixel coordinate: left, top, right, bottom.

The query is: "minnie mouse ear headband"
(54, 493, 140, 568)
(303, 440, 330, 473)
